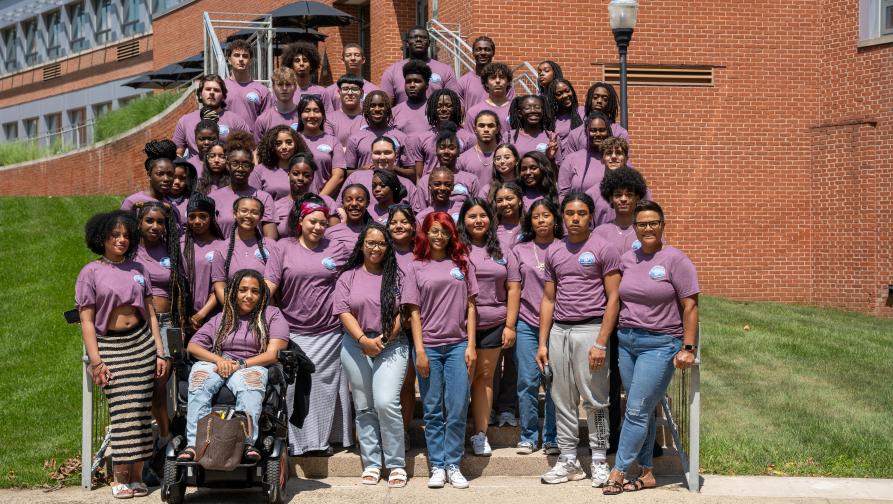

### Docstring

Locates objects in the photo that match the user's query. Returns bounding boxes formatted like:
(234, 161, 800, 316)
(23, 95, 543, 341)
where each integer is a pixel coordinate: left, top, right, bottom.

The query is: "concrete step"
(407, 418, 579, 449)
(291, 446, 683, 479)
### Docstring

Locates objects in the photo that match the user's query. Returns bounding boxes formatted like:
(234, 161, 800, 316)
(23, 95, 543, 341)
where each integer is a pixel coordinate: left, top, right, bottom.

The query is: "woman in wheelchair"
(178, 269, 289, 462)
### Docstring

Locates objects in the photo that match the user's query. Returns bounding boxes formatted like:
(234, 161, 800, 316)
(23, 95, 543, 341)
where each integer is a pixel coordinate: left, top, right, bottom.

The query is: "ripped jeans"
(613, 327, 681, 472)
(186, 361, 268, 447)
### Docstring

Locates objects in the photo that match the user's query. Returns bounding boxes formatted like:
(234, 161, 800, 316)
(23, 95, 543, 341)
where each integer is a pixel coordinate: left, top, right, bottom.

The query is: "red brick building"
(0, 0, 890, 317)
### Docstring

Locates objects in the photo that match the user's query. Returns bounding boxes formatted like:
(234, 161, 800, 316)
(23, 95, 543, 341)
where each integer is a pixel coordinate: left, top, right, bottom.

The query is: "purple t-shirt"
(172, 110, 253, 156)
(325, 221, 365, 250)
(380, 58, 459, 105)
(593, 222, 640, 258)
(180, 236, 224, 313)
(463, 100, 511, 137)
(391, 100, 431, 136)
(509, 129, 563, 165)
(324, 109, 366, 147)
(322, 79, 379, 112)
(619, 246, 699, 337)
(169, 195, 189, 228)
(512, 241, 551, 327)
(253, 107, 300, 144)
(208, 186, 277, 237)
(300, 131, 344, 194)
(401, 258, 479, 347)
(292, 83, 327, 105)
(248, 164, 290, 201)
(135, 243, 172, 299)
(187, 154, 205, 179)
(564, 122, 631, 158)
(456, 147, 494, 185)
(468, 244, 521, 329)
(75, 260, 152, 336)
(210, 236, 277, 282)
(497, 222, 523, 248)
(190, 306, 289, 360)
(408, 128, 477, 177)
(543, 233, 622, 322)
(339, 169, 423, 211)
(522, 187, 547, 211)
(265, 237, 351, 334)
(394, 248, 414, 273)
(224, 78, 271, 128)
(343, 126, 411, 170)
(457, 71, 515, 109)
(558, 149, 605, 200)
(416, 201, 464, 224)
(416, 170, 480, 208)
(121, 191, 165, 213)
(553, 106, 586, 143)
(274, 194, 336, 238)
(333, 266, 409, 333)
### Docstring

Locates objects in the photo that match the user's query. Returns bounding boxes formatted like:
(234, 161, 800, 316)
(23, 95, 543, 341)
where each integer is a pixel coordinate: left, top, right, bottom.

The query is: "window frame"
(22, 117, 39, 139)
(68, 2, 91, 52)
(93, 0, 115, 44)
(45, 10, 65, 60)
(2, 27, 17, 73)
(22, 19, 39, 66)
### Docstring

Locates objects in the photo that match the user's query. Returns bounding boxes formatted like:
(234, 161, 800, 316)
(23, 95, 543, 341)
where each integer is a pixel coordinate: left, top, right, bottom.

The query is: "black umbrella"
(123, 75, 177, 90)
(175, 53, 204, 70)
(147, 63, 203, 82)
(226, 26, 328, 43)
(267, 1, 354, 28)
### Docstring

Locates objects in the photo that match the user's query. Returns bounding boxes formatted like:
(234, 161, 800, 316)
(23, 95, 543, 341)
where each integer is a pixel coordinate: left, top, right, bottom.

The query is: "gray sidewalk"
(2, 475, 891, 504)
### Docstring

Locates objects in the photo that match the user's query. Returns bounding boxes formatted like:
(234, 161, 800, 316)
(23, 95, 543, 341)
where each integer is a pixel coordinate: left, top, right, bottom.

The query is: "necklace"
(474, 146, 492, 172)
(532, 244, 545, 272)
(100, 255, 126, 265)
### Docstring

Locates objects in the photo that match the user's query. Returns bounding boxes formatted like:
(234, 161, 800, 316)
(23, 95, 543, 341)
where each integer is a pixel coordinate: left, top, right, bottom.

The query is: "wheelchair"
(160, 336, 306, 504)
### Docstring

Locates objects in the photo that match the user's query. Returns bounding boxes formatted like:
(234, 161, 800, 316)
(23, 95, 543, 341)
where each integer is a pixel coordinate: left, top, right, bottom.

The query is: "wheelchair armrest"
(277, 340, 315, 385)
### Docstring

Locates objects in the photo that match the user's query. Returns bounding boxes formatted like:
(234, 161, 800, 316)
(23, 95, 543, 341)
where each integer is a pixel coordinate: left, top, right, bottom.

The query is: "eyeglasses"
(363, 240, 387, 250)
(340, 87, 362, 94)
(229, 161, 253, 169)
(634, 220, 663, 230)
(236, 208, 261, 217)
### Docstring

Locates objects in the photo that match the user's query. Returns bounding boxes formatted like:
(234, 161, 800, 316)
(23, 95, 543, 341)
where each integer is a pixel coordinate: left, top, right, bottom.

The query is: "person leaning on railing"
(602, 200, 700, 496)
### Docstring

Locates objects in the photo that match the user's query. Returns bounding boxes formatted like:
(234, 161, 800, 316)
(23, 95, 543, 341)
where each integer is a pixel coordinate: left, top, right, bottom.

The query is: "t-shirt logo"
(451, 212, 460, 222)
(316, 143, 334, 153)
(133, 274, 146, 286)
(431, 72, 443, 84)
(246, 92, 260, 104)
(449, 266, 465, 280)
(632, 240, 642, 250)
(649, 265, 667, 281)
(204, 251, 215, 263)
(578, 251, 596, 267)
(536, 143, 548, 153)
(453, 183, 469, 195)
(160, 257, 172, 269)
(290, 122, 300, 131)
(495, 257, 508, 266)
(254, 248, 269, 261)
(322, 257, 337, 270)
(219, 124, 231, 136)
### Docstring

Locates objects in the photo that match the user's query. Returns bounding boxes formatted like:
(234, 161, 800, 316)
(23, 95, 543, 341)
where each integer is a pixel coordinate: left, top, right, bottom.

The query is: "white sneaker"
(446, 464, 469, 489)
(470, 432, 492, 456)
(541, 456, 586, 484)
(591, 461, 611, 487)
(516, 441, 536, 454)
(497, 411, 519, 427)
(428, 467, 446, 488)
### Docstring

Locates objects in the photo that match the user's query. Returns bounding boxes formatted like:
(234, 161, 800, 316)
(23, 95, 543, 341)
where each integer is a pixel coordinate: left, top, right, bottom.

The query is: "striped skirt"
(287, 330, 354, 455)
(97, 323, 157, 465)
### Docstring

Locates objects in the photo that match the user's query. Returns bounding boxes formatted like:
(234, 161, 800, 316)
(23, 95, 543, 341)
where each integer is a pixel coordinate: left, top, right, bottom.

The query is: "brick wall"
(368, 0, 417, 83)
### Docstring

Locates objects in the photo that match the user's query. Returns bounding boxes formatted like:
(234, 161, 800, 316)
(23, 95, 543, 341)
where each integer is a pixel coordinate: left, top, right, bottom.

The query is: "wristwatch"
(237, 358, 247, 369)
(682, 344, 697, 352)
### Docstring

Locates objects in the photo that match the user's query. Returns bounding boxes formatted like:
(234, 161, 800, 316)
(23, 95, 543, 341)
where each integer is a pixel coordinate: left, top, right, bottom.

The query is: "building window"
(860, 0, 893, 41)
(23, 19, 39, 66)
(94, 0, 116, 44)
(122, 0, 144, 36)
(884, 0, 893, 34)
(3, 122, 18, 141)
(68, 108, 88, 146)
(93, 101, 112, 118)
(2, 28, 17, 73)
(45, 112, 63, 144)
(23, 117, 39, 139)
(69, 2, 91, 52)
(45, 11, 65, 60)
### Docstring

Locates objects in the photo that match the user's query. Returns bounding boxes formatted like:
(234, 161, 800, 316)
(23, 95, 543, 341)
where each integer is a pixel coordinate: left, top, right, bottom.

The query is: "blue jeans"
(186, 361, 268, 447)
(613, 327, 681, 472)
(515, 319, 557, 446)
(340, 333, 409, 470)
(415, 341, 470, 469)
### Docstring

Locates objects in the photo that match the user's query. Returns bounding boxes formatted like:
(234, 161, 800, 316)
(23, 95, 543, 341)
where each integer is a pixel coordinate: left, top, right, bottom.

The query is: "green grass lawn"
(0, 196, 891, 487)
(93, 91, 183, 143)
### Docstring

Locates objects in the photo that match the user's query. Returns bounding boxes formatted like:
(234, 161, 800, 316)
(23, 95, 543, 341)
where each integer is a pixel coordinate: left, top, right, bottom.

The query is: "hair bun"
(144, 139, 178, 161)
(437, 121, 458, 134)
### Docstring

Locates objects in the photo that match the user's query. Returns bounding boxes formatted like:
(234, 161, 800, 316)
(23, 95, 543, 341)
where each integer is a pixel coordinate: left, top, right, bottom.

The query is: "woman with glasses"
(208, 145, 277, 239)
(335, 223, 412, 488)
(603, 200, 699, 495)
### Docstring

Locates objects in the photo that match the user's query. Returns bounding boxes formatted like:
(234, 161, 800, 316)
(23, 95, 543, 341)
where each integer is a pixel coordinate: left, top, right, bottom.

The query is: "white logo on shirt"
(290, 122, 300, 131)
(133, 274, 146, 286)
(160, 257, 171, 269)
(219, 124, 231, 136)
(578, 252, 596, 266)
(316, 143, 333, 153)
(322, 257, 337, 270)
(536, 143, 548, 152)
(254, 248, 269, 261)
(205, 251, 215, 263)
(632, 240, 642, 250)
(246, 92, 261, 104)
(453, 183, 469, 195)
(495, 257, 508, 266)
(431, 73, 443, 84)
(649, 265, 667, 280)
(449, 267, 465, 280)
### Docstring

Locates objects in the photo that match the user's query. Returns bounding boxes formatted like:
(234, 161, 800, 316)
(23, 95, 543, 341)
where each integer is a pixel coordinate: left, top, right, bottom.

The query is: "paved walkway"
(2, 475, 892, 503)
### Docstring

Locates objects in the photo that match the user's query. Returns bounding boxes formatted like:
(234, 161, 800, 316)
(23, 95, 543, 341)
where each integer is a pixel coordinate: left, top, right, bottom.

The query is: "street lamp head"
(608, 0, 639, 30)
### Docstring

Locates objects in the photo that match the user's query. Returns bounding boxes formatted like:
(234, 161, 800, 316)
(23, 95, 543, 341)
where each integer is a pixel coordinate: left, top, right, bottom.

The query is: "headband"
(299, 201, 329, 219)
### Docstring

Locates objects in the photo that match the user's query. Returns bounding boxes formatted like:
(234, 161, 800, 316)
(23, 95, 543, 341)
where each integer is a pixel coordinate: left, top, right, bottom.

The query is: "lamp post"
(608, 0, 638, 130)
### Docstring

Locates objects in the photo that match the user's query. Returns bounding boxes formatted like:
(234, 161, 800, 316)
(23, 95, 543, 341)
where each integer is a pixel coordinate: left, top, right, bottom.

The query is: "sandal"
(111, 483, 134, 499)
(622, 476, 656, 492)
(128, 482, 149, 497)
(177, 447, 196, 461)
(361, 467, 381, 485)
(602, 478, 624, 496)
(387, 468, 408, 488)
(244, 446, 262, 463)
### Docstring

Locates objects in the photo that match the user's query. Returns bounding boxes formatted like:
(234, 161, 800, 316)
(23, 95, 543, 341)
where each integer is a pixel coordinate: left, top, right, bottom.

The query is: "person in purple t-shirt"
(275, 155, 339, 238)
(545, 79, 585, 145)
(456, 37, 515, 108)
(194, 142, 229, 195)
(265, 200, 354, 456)
(335, 223, 411, 487)
(456, 198, 521, 458)
(518, 151, 559, 210)
(536, 60, 563, 96)
(172, 75, 253, 157)
(511, 199, 562, 455)
(603, 200, 699, 495)
(254, 66, 300, 145)
(339, 92, 414, 182)
(212, 196, 277, 303)
(325, 75, 367, 148)
(379, 26, 458, 106)
(180, 269, 289, 464)
(281, 42, 327, 104)
(368, 169, 408, 225)
(480, 143, 521, 199)
(76, 211, 167, 498)
(463, 63, 513, 138)
(169, 157, 197, 227)
(594, 167, 649, 257)
(564, 82, 631, 155)
(408, 90, 477, 178)
(181, 194, 225, 331)
(391, 60, 432, 137)
(223, 39, 271, 128)
(558, 110, 612, 200)
(416, 129, 481, 208)
(491, 181, 525, 248)
(296, 94, 344, 196)
(457, 110, 501, 184)
(121, 140, 176, 215)
(328, 184, 372, 250)
(251, 125, 308, 201)
(508, 95, 562, 165)
(535, 191, 621, 487)
(402, 211, 477, 489)
(209, 145, 278, 239)
(322, 43, 379, 112)
(416, 167, 464, 224)
(188, 119, 219, 178)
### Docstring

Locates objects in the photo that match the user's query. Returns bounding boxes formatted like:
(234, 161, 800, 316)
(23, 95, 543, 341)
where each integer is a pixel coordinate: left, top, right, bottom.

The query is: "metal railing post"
(688, 346, 701, 492)
(80, 352, 92, 489)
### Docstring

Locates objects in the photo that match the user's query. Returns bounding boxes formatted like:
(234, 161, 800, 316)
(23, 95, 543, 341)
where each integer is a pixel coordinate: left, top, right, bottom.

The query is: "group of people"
(75, 25, 700, 498)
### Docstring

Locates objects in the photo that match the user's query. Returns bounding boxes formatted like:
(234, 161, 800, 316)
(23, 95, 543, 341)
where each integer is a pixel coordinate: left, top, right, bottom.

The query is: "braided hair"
(425, 89, 463, 128)
(212, 269, 271, 355)
(132, 200, 190, 333)
(183, 194, 224, 316)
(545, 78, 582, 130)
(339, 223, 402, 340)
(223, 196, 267, 280)
(457, 197, 503, 261)
(362, 90, 393, 128)
(508, 95, 555, 139)
(144, 139, 177, 173)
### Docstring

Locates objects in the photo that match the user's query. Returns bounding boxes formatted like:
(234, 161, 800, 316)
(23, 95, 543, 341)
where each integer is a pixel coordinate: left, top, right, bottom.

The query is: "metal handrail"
(659, 326, 701, 492)
(202, 12, 229, 79)
(202, 12, 274, 86)
(512, 61, 539, 95)
(427, 19, 476, 77)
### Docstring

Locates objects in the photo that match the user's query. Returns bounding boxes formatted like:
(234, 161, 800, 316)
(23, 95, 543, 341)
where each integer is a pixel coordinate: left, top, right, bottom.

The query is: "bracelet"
(358, 334, 366, 343)
(592, 342, 607, 351)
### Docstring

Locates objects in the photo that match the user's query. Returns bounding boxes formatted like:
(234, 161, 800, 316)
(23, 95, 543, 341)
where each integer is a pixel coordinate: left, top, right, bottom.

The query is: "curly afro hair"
(257, 125, 307, 167)
(84, 210, 140, 258)
(599, 166, 648, 203)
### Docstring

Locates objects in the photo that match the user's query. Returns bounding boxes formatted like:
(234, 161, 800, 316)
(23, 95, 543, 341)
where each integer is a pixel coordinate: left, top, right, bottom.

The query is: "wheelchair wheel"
(162, 459, 186, 504)
(264, 451, 287, 504)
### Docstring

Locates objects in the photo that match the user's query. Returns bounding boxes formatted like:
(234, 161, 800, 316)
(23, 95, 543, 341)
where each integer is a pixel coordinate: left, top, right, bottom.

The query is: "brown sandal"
(602, 478, 624, 495)
(622, 477, 655, 492)
(177, 447, 196, 461)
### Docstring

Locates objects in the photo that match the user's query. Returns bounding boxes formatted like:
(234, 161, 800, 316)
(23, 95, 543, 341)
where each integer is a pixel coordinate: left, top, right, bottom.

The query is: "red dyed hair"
(413, 211, 469, 278)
